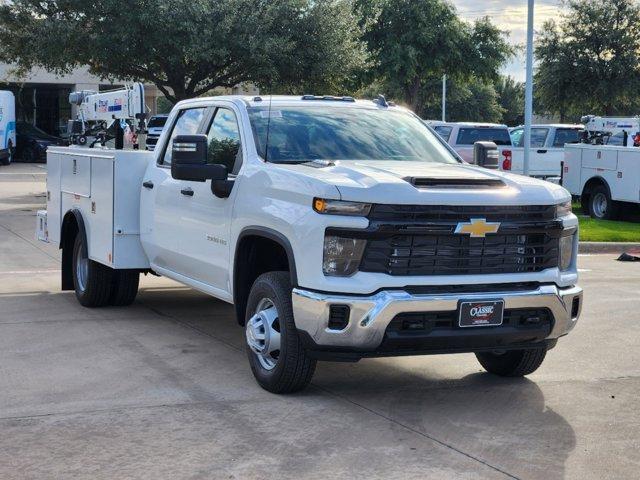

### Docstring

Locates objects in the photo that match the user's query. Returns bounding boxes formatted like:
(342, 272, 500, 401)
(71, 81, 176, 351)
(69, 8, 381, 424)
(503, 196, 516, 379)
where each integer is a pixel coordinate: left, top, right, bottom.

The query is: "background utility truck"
(36, 95, 583, 393)
(0, 90, 16, 165)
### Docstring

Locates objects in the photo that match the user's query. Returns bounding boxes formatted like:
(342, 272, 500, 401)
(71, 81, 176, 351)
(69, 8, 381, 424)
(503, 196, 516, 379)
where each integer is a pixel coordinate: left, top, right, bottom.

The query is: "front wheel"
(476, 347, 547, 377)
(245, 271, 316, 393)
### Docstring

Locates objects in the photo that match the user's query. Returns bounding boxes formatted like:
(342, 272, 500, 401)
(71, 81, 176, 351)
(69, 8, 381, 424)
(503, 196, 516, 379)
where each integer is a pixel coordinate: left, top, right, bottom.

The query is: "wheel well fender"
(60, 209, 87, 291)
(581, 176, 610, 203)
(233, 227, 297, 325)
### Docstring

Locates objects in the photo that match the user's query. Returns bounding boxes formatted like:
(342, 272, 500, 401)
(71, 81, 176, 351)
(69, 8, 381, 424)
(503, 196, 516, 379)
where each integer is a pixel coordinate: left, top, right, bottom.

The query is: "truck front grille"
(337, 204, 562, 277)
(360, 231, 560, 276)
(368, 204, 557, 222)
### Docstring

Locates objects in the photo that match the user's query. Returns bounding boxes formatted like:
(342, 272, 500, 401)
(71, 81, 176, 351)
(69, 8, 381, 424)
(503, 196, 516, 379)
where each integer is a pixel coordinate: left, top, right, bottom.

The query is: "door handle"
(537, 149, 547, 154)
(142, 180, 154, 189)
(181, 188, 194, 197)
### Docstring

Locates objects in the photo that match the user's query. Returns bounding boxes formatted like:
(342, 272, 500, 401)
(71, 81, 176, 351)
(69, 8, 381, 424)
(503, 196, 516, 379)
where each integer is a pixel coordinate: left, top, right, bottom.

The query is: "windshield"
(247, 106, 459, 164)
(456, 127, 512, 146)
(147, 116, 168, 128)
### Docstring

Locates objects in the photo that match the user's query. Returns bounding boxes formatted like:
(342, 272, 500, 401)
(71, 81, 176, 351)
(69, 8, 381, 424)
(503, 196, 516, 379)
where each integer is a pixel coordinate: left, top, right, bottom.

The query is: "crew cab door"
(140, 106, 207, 272)
(175, 104, 244, 295)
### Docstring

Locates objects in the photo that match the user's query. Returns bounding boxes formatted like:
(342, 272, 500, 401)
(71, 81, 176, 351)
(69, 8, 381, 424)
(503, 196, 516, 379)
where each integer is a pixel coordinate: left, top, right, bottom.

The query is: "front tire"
(245, 271, 316, 394)
(476, 347, 547, 377)
(72, 233, 113, 307)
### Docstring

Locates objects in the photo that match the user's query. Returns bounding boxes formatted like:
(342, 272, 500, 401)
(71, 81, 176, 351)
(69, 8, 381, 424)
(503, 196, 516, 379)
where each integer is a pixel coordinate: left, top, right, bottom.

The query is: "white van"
(0, 91, 16, 166)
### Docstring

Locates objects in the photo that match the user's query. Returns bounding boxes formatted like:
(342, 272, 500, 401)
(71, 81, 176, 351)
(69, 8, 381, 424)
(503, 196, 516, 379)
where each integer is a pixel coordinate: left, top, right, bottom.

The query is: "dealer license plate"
(458, 300, 504, 328)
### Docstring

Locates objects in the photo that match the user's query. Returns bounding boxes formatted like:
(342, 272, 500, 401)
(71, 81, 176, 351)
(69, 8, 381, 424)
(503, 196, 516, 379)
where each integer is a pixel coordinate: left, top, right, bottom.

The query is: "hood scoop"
(406, 177, 506, 189)
(301, 159, 335, 169)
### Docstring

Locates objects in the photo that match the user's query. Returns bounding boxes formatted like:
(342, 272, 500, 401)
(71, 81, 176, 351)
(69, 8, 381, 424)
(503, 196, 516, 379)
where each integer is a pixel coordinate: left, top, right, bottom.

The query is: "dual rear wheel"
(72, 233, 139, 307)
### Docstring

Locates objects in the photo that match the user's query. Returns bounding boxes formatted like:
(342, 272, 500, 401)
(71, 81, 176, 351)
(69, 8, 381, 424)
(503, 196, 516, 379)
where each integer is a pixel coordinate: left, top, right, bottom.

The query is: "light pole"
(523, 0, 535, 176)
(442, 74, 447, 122)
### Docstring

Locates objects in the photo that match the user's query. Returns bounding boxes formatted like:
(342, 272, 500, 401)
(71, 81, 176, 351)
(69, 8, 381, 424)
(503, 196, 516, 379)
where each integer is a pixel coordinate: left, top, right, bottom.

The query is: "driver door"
(175, 104, 244, 296)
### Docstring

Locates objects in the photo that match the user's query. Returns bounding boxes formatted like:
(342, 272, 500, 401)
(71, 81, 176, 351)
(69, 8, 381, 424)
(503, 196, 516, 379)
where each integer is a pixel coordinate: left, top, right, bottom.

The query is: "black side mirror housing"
(171, 134, 228, 181)
(473, 141, 499, 169)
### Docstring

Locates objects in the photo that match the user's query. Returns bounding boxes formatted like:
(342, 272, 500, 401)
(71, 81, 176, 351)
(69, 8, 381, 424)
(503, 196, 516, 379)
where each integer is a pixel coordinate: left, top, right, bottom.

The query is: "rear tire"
(476, 347, 547, 377)
(589, 184, 619, 220)
(0, 142, 13, 166)
(72, 233, 113, 307)
(245, 271, 316, 393)
(110, 270, 140, 306)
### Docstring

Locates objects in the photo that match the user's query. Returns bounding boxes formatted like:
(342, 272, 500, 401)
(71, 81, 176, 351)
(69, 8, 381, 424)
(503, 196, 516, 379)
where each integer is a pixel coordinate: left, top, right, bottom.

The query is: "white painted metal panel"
(113, 150, 152, 268)
(89, 156, 114, 266)
(60, 152, 92, 197)
(561, 145, 582, 195)
(582, 148, 618, 170)
(45, 151, 62, 244)
(614, 150, 640, 203)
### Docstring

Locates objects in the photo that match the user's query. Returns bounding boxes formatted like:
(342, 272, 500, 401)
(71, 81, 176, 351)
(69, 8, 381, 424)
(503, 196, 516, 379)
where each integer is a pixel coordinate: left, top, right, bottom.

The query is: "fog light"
(559, 232, 575, 271)
(323, 236, 366, 276)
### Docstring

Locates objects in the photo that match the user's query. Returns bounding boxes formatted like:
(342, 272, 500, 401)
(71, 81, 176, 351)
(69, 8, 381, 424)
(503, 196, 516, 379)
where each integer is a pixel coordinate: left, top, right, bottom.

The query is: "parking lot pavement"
(1, 163, 638, 480)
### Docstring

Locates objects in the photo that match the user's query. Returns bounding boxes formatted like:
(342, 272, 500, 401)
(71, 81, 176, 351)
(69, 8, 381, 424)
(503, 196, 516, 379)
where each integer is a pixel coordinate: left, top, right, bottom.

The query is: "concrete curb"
(579, 242, 640, 254)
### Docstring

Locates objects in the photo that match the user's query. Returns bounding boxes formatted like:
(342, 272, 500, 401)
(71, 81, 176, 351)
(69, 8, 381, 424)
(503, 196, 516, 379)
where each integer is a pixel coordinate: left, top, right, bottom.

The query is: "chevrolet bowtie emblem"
(455, 218, 501, 238)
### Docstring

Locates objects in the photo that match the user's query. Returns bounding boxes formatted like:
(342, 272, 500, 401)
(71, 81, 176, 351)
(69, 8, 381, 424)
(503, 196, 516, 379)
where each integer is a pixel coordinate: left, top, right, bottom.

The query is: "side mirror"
(473, 141, 499, 169)
(171, 134, 228, 181)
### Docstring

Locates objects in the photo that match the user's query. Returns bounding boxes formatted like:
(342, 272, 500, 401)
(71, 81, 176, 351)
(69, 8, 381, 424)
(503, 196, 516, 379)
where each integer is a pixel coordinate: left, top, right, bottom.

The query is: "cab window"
(161, 107, 206, 165)
(553, 128, 581, 147)
(433, 125, 453, 142)
(206, 107, 242, 173)
(511, 127, 549, 148)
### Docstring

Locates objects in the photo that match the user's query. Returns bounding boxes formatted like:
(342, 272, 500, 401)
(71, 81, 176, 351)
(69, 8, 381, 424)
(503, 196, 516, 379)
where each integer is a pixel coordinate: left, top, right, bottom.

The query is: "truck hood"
(276, 160, 570, 206)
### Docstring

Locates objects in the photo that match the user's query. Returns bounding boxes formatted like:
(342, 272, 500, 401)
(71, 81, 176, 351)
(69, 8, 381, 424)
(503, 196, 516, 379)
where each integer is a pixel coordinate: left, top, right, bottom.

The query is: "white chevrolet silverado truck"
(37, 95, 583, 393)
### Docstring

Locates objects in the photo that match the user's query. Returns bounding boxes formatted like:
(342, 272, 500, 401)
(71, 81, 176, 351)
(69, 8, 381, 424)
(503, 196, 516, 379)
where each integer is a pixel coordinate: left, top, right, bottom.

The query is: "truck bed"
(46, 146, 153, 269)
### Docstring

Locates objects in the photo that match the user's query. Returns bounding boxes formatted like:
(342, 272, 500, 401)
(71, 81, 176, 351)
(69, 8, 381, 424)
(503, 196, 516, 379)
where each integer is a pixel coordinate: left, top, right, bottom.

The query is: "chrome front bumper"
(292, 284, 583, 351)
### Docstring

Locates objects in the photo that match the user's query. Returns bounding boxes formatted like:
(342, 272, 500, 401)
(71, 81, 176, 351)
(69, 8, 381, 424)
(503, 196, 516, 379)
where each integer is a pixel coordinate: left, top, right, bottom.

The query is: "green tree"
(536, 0, 640, 117)
(0, 0, 366, 103)
(421, 76, 504, 123)
(355, 0, 513, 115)
(495, 76, 525, 126)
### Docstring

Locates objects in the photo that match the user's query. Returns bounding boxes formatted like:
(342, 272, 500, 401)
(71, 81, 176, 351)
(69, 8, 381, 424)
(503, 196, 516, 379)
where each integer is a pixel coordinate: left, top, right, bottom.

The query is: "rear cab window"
(553, 128, 581, 147)
(510, 127, 549, 148)
(456, 127, 512, 146)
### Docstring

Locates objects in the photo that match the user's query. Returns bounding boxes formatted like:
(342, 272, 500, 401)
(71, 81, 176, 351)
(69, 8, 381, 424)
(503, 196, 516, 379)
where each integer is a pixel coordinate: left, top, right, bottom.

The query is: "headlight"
(556, 200, 572, 217)
(559, 231, 575, 271)
(314, 198, 372, 216)
(323, 236, 366, 276)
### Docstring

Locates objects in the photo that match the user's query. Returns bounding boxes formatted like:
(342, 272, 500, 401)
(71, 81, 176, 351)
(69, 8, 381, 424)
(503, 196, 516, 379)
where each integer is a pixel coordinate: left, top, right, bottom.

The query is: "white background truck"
(37, 95, 583, 393)
(0, 90, 16, 165)
(507, 124, 583, 180)
(428, 121, 513, 166)
(563, 143, 640, 219)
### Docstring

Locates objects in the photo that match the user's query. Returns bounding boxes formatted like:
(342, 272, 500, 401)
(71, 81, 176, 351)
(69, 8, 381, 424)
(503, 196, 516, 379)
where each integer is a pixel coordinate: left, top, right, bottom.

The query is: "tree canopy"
(536, 0, 640, 118)
(355, 0, 513, 116)
(0, 0, 367, 103)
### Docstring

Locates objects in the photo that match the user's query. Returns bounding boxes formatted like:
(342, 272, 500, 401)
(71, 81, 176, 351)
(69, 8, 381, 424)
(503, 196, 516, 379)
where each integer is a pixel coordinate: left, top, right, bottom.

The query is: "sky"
(452, 0, 565, 81)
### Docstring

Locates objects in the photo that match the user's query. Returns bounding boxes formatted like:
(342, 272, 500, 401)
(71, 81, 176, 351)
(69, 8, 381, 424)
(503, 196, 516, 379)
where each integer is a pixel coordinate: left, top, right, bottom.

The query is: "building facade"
(0, 65, 160, 136)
